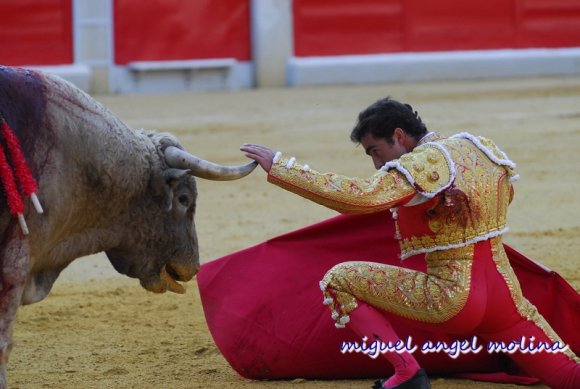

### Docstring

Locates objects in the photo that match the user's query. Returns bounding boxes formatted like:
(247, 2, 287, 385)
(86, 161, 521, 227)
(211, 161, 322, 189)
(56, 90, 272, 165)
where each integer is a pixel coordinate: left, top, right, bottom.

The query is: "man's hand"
(240, 144, 275, 172)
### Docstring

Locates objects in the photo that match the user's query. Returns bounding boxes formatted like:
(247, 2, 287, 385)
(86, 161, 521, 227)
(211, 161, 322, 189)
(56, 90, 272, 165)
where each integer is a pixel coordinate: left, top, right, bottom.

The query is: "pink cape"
(197, 212, 579, 384)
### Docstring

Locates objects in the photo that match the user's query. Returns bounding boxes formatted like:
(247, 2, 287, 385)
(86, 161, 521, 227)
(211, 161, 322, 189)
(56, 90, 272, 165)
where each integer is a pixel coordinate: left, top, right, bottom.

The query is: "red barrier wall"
(114, 0, 251, 65)
(293, 0, 580, 57)
(2, 1, 578, 67)
(0, 0, 73, 66)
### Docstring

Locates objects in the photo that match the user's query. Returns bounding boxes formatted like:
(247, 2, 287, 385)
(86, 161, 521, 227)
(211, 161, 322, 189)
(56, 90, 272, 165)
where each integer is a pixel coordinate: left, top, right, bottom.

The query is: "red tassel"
(0, 116, 41, 234)
(1, 120, 37, 196)
(0, 141, 24, 216)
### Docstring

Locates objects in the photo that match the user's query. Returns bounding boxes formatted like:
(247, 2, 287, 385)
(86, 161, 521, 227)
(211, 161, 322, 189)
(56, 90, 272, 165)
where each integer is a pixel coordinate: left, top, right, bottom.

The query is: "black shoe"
(371, 368, 430, 389)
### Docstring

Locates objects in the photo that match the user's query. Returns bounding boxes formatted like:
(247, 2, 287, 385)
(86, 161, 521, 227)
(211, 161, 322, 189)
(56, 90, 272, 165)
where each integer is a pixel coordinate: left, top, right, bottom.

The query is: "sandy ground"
(7, 76, 580, 388)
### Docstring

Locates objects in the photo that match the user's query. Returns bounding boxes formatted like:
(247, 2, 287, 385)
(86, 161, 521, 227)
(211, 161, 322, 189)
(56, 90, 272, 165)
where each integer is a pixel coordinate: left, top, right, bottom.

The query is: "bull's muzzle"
(161, 261, 199, 294)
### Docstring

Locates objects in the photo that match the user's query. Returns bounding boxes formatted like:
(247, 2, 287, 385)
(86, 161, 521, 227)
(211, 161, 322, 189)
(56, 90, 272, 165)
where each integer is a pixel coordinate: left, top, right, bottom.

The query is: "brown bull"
(0, 65, 256, 387)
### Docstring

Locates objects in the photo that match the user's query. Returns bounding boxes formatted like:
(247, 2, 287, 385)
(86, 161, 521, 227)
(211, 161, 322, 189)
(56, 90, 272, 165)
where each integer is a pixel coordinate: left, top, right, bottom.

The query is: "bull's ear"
(152, 168, 191, 211)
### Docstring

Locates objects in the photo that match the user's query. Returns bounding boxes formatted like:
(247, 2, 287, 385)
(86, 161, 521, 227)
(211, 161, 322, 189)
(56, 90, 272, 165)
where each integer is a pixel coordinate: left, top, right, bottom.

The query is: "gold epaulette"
(451, 133, 519, 182)
(381, 143, 455, 198)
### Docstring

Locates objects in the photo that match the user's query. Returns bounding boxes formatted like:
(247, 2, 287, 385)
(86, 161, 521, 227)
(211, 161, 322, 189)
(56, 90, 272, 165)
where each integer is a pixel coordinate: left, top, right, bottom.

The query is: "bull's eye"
(178, 195, 190, 207)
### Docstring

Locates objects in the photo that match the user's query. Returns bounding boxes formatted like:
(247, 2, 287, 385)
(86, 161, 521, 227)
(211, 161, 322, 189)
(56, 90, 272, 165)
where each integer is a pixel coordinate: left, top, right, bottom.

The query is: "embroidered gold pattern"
(453, 133, 519, 182)
(268, 158, 416, 214)
(397, 137, 514, 258)
(490, 238, 579, 362)
(320, 245, 474, 325)
(419, 132, 443, 144)
(397, 144, 453, 195)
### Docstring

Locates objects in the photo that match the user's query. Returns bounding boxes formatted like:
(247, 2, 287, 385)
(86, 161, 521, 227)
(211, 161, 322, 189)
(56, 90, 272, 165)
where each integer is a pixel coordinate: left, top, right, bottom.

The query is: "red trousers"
(323, 238, 579, 388)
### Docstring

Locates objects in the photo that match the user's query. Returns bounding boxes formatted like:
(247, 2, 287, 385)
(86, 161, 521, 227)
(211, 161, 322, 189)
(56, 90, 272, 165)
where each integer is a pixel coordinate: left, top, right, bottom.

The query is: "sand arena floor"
(7, 77, 580, 388)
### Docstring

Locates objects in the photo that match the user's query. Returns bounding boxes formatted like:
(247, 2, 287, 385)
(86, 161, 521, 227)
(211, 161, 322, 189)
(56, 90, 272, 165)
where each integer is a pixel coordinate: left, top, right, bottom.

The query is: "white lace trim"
(451, 132, 516, 169)
(273, 152, 312, 172)
(509, 174, 520, 183)
(380, 142, 456, 199)
(400, 227, 509, 260)
(334, 314, 350, 328)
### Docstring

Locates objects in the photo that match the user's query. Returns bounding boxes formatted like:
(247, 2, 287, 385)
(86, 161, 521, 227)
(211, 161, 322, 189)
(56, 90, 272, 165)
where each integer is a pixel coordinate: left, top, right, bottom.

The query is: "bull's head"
(106, 135, 257, 294)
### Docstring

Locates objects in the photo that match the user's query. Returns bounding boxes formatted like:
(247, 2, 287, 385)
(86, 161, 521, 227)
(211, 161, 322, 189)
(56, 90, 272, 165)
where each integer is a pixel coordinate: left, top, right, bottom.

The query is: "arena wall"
(1, 0, 579, 93)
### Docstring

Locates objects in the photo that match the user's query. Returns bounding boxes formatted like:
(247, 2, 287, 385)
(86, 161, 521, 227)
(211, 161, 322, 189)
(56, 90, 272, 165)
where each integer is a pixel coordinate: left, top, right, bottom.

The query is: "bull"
(0, 65, 256, 387)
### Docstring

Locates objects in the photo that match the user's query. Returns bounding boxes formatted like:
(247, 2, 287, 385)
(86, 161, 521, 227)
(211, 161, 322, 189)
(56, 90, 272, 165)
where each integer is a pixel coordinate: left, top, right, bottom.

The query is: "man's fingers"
(241, 144, 274, 159)
(241, 144, 274, 172)
(242, 143, 272, 153)
(241, 145, 260, 154)
(242, 152, 265, 161)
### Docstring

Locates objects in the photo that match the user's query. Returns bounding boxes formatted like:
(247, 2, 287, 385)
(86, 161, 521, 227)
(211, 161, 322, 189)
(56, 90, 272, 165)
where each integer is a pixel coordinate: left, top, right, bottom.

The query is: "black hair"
(350, 97, 428, 144)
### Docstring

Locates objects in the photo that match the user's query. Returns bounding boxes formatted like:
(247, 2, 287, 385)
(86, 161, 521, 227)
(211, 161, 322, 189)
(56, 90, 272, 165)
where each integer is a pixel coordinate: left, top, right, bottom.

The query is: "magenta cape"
(197, 212, 579, 384)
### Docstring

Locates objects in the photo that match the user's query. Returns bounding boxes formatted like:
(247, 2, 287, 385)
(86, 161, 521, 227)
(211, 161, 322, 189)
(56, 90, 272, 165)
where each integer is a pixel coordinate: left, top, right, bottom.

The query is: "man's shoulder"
(445, 132, 516, 169)
(427, 132, 519, 183)
(385, 141, 455, 198)
(386, 131, 518, 196)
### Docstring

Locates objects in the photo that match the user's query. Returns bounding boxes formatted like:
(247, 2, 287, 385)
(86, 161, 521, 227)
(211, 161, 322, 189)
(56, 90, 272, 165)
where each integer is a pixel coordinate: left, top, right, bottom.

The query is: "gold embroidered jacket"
(268, 132, 518, 259)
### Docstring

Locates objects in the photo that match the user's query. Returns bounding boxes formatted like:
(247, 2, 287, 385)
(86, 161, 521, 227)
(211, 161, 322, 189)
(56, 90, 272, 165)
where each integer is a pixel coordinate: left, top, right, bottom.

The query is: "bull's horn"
(164, 146, 257, 181)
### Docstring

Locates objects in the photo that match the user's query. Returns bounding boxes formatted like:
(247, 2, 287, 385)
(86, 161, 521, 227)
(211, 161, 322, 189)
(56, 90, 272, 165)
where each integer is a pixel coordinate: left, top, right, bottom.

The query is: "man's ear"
(393, 127, 415, 151)
(393, 127, 405, 143)
(152, 168, 191, 211)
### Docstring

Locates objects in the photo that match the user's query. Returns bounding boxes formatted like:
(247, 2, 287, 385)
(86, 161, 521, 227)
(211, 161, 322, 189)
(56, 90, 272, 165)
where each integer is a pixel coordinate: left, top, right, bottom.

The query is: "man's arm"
(241, 144, 416, 214)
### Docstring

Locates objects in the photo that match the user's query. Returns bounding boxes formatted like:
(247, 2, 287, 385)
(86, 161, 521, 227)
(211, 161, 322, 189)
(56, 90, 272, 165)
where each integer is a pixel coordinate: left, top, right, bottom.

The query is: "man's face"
(360, 131, 408, 170)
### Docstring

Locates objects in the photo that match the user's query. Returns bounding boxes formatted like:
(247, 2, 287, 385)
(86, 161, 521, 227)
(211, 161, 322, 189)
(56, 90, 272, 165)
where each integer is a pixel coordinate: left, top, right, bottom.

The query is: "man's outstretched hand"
(240, 144, 275, 172)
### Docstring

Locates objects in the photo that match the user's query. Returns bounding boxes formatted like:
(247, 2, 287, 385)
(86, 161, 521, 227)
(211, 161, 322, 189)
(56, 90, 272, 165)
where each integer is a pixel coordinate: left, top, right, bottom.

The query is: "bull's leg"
(0, 233, 30, 389)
